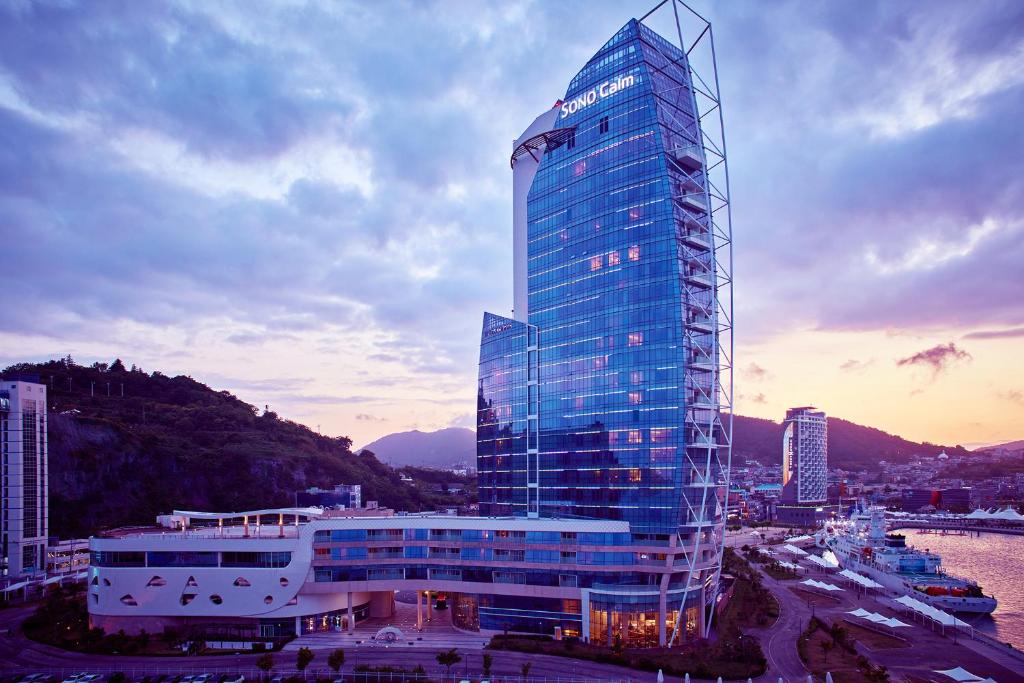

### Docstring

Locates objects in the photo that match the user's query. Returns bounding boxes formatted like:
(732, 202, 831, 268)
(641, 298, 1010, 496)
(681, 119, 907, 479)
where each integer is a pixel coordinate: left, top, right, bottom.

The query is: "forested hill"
(2, 358, 448, 538)
(731, 414, 968, 469)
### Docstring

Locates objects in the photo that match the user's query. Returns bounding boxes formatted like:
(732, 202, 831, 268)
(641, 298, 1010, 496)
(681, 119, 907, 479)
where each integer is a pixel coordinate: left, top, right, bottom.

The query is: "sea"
(903, 529, 1024, 649)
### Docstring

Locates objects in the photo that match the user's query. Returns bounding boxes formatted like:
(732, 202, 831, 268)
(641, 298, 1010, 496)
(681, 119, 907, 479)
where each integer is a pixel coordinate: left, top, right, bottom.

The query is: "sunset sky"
(1, 0, 1021, 449)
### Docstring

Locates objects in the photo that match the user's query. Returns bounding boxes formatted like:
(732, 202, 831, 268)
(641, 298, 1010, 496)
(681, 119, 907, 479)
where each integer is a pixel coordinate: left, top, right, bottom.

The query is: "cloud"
(896, 343, 972, 374)
(355, 413, 387, 422)
(998, 390, 1023, 405)
(743, 362, 769, 381)
(839, 359, 874, 372)
(964, 327, 1024, 340)
(740, 392, 767, 405)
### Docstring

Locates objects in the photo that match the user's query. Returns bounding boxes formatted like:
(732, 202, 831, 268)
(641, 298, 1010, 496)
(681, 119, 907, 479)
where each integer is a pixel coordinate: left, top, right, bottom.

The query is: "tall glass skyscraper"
(477, 4, 733, 644)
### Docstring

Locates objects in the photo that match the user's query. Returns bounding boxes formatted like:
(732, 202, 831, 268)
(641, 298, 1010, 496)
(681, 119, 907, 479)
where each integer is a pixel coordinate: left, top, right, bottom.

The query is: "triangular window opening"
(147, 576, 166, 587)
(185, 575, 198, 588)
(233, 577, 251, 587)
(120, 594, 138, 606)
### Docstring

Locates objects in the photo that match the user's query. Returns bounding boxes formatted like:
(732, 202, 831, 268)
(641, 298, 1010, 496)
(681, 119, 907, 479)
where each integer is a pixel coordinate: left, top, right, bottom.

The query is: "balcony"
(673, 144, 704, 170)
(680, 229, 711, 251)
(680, 193, 708, 213)
(683, 270, 713, 289)
(686, 315, 714, 333)
(686, 356, 715, 372)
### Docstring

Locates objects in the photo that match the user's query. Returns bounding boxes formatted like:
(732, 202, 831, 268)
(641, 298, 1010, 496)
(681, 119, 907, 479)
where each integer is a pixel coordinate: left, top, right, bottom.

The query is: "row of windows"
(314, 563, 669, 588)
(312, 529, 630, 545)
(90, 551, 292, 568)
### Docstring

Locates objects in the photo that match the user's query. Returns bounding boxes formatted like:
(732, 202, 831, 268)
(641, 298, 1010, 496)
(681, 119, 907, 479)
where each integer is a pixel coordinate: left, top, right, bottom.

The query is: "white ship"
(818, 506, 997, 614)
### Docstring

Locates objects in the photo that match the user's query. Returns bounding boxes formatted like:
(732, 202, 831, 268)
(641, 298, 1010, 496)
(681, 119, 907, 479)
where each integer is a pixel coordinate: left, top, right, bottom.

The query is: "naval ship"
(817, 506, 997, 614)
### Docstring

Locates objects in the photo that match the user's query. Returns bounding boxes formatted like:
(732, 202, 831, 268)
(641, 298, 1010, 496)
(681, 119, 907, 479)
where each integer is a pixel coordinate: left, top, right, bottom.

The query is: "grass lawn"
(790, 587, 844, 608)
(839, 621, 908, 650)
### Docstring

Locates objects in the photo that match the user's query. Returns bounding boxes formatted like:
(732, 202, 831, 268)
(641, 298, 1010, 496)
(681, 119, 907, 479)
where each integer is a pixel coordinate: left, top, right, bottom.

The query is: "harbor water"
(904, 529, 1024, 649)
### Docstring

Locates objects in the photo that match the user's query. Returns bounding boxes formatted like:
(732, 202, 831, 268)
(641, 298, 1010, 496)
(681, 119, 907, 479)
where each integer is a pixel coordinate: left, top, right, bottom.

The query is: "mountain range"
(363, 416, 968, 472)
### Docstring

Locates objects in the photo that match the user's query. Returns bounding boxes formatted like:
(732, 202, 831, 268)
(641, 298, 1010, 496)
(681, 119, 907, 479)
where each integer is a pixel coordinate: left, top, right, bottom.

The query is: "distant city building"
(901, 487, 972, 513)
(295, 484, 361, 510)
(781, 407, 827, 505)
(47, 537, 90, 575)
(0, 380, 49, 579)
(776, 406, 828, 526)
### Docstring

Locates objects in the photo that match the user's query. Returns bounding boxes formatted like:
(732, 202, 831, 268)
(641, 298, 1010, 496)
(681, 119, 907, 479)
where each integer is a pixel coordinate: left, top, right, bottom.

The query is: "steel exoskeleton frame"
(635, 0, 734, 646)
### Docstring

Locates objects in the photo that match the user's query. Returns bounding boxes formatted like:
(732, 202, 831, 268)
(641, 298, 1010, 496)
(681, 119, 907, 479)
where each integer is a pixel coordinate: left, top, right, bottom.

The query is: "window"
(599, 116, 609, 134)
(146, 576, 166, 587)
(209, 594, 223, 605)
(607, 251, 621, 266)
(221, 551, 292, 568)
(264, 595, 273, 605)
(590, 255, 603, 271)
(91, 551, 145, 567)
(628, 430, 643, 444)
(185, 576, 198, 588)
(119, 594, 137, 606)
(233, 577, 251, 587)
(180, 594, 195, 606)
(279, 577, 289, 587)
(567, 130, 576, 149)
(147, 551, 217, 567)
(628, 391, 642, 405)
(628, 245, 641, 261)
(628, 332, 643, 347)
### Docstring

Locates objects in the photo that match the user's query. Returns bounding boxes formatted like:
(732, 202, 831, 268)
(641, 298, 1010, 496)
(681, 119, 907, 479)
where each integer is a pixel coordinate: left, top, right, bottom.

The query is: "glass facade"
(478, 19, 727, 538)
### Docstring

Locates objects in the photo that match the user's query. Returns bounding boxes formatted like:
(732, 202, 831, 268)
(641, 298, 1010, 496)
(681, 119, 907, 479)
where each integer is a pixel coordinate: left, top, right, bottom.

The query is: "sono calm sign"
(560, 73, 636, 119)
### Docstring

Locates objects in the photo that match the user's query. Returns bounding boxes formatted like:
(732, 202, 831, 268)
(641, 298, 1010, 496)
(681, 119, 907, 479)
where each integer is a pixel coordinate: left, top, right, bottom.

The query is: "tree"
(482, 653, 493, 678)
(521, 662, 532, 679)
(328, 647, 346, 672)
(110, 359, 126, 373)
(296, 646, 315, 672)
(819, 639, 833, 664)
(436, 648, 462, 678)
(256, 653, 274, 677)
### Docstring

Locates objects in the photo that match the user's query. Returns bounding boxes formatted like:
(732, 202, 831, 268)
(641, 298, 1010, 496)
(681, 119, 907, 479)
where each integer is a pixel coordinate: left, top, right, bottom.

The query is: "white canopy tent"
(785, 534, 814, 543)
(801, 579, 843, 592)
(846, 608, 912, 629)
(895, 595, 972, 630)
(1, 581, 30, 593)
(783, 544, 808, 556)
(805, 554, 837, 569)
(934, 667, 983, 682)
(839, 568, 883, 589)
(778, 561, 802, 570)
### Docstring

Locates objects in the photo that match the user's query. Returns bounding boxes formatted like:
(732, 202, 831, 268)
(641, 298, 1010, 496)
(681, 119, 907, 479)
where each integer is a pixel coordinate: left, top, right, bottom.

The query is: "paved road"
(748, 559, 1024, 683)
(0, 603, 694, 682)
(750, 572, 811, 683)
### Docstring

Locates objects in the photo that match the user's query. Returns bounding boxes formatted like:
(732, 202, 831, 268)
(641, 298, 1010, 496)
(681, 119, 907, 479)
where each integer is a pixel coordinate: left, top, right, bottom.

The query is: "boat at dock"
(818, 506, 997, 614)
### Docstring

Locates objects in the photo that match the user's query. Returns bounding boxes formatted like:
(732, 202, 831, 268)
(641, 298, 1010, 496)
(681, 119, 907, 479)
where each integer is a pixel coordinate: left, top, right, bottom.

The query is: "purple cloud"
(964, 327, 1024, 340)
(896, 343, 972, 374)
(743, 363, 769, 381)
(839, 359, 874, 372)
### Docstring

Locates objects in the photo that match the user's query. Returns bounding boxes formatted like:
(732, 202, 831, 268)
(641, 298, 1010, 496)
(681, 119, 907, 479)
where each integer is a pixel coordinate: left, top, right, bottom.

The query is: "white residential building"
(1, 380, 49, 579)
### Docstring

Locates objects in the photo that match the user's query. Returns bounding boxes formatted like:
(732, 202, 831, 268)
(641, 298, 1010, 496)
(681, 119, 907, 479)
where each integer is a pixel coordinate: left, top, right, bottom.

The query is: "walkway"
(284, 596, 489, 652)
(750, 560, 1024, 683)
